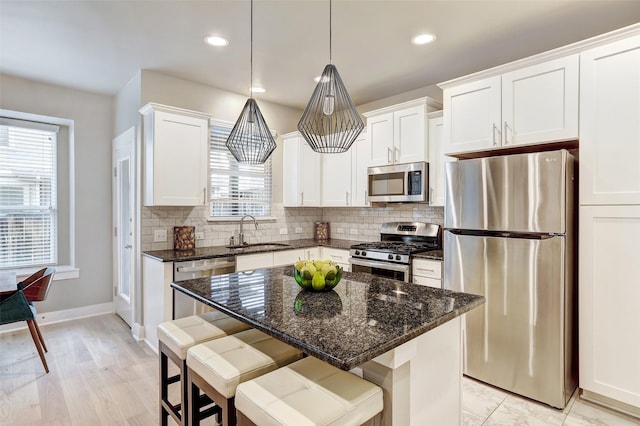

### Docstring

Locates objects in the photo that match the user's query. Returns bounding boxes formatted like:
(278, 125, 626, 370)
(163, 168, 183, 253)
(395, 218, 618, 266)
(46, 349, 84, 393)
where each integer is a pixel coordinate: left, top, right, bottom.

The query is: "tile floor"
(463, 375, 640, 425)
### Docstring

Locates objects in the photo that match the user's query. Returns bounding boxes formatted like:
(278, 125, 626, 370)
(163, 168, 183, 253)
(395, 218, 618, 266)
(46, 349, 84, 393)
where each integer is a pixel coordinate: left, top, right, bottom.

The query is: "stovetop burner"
(350, 222, 442, 265)
(350, 241, 437, 255)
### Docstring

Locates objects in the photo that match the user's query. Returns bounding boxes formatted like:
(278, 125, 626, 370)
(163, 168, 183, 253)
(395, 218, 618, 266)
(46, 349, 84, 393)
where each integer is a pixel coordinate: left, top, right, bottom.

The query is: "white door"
(113, 127, 136, 327)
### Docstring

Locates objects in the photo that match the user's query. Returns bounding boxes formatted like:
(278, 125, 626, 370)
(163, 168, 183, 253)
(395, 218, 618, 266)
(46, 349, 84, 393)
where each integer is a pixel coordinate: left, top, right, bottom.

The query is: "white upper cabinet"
(140, 103, 210, 206)
(442, 55, 579, 155)
(365, 98, 439, 166)
(580, 34, 640, 205)
(368, 112, 394, 165)
(282, 132, 322, 207)
(351, 131, 371, 207)
(443, 76, 502, 154)
(427, 111, 450, 207)
(322, 149, 352, 207)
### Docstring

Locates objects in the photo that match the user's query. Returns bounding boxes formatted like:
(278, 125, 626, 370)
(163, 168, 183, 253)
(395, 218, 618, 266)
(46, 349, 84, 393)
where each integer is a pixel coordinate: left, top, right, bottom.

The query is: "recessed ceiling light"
(411, 33, 435, 45)
(251, 86, 266, 93)
(204, 35, 229, 47)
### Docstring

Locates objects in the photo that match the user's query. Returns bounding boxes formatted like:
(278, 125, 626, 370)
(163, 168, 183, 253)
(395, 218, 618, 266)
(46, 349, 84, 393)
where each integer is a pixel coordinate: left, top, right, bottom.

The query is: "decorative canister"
(174, 226, 195, 251)
(314, 222, 330, 241)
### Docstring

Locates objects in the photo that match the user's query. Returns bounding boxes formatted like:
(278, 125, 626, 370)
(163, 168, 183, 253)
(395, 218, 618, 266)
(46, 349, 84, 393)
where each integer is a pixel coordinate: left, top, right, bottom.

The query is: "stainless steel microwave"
(367, 161, 429, 203)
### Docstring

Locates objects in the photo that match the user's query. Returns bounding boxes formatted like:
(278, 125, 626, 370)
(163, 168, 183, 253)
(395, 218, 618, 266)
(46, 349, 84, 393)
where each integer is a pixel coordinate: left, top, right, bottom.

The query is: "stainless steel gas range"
(349, 222, 442, 282)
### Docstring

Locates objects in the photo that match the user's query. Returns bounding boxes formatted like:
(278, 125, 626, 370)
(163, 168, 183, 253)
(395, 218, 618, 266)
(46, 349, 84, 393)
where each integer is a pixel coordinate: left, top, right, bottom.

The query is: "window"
(0, 119, 59, 269)
(209, 123, 272, 218)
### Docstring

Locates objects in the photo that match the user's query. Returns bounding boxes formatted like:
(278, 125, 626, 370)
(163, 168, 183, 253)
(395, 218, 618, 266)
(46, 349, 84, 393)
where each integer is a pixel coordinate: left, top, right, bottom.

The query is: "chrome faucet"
(239, 215, 258, 245)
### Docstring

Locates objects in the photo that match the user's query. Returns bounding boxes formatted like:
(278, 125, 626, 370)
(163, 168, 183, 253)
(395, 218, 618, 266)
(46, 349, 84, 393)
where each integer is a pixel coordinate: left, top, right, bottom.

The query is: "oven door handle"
(348, 257, 410, 273)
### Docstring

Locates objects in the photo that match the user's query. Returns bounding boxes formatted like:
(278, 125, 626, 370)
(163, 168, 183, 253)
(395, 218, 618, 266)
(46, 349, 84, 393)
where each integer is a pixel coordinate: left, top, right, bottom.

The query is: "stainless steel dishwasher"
(173, 257, 236, 316)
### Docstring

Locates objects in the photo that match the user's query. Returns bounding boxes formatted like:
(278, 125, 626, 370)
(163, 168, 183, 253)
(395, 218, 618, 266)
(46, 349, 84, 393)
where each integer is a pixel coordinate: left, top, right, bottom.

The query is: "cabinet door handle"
(492, 123, 499, 146)
(503, 121, 509, 145)
(203, 187, 207, 204)
(300, 192, 304, 205)
(394, 147, 399, 162)
(365, 190, 368, 204)
(346, 191, 349, 205)
(429, 187, 434, 204)
(387, 147, 392, 163)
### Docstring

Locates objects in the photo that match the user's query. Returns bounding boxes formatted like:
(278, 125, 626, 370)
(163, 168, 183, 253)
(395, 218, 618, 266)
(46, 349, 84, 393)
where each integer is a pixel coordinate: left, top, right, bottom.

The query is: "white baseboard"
(132, 323, 144, 341)
(0, 302, 113, 334)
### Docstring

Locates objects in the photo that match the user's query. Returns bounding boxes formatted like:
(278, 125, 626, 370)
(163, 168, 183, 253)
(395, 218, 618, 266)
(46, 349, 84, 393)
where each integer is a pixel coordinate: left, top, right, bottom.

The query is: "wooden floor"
(0, 314, 159, 425)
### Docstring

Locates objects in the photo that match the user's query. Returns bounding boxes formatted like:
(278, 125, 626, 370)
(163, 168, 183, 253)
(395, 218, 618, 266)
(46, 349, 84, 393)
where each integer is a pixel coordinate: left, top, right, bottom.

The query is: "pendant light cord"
(250, 0, 254, 98)
(329, 0, 332, 64)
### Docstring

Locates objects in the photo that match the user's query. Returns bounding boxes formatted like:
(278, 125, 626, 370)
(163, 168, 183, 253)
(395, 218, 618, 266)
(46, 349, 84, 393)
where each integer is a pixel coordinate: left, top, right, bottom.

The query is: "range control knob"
(354, 250, 360, 256)
(395, 255, 401, 261)
(361, 251, 367, 256)
(388, 254, 394, 260)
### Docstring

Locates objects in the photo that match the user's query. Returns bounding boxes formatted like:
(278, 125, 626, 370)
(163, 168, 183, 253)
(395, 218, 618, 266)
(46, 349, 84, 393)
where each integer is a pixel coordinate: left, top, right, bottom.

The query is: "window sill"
(14, 265, 80, 282)
(207, 216, 277, 223)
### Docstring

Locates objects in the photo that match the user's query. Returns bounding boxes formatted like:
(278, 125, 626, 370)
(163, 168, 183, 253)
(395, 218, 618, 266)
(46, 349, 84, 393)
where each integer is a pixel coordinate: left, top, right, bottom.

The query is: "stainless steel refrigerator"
(443, 149, 577, 409)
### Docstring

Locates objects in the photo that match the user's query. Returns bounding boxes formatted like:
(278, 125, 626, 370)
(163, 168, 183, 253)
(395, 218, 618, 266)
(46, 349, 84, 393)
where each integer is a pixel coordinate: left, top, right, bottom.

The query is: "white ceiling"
(2, 0, 640, 109)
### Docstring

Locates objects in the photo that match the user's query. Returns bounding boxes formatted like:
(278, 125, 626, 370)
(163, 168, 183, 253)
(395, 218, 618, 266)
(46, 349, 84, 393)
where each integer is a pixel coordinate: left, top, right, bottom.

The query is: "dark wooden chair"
(0, 267, 55, 373)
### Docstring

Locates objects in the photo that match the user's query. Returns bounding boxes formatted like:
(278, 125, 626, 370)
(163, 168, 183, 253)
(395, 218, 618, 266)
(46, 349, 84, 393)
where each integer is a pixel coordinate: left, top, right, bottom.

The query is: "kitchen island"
(172, 266, 483, 425)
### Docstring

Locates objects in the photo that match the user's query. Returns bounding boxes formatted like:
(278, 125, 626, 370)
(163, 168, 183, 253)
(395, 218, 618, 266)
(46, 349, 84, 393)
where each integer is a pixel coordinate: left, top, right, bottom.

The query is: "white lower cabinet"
(273, 248, 318, 267)
(239, 248, 322, 272)
(579, 205, 640, 412)
(235, 252, 274, 272)
(320, 247, 350, 271)
(412, 259, 442, 288)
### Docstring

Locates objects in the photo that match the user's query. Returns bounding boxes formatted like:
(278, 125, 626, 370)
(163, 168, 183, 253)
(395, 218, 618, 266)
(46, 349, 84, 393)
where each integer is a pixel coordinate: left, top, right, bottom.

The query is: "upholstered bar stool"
(157, 311, 251, 426)
(186, 328, 303, 426)
(235, 356, 384, 426)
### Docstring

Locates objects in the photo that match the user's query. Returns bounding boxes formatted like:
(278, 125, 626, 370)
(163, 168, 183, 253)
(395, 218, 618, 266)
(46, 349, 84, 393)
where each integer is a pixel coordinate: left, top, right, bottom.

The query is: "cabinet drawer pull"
(329, 255, 342, 260)
(416, 268, 435, 273)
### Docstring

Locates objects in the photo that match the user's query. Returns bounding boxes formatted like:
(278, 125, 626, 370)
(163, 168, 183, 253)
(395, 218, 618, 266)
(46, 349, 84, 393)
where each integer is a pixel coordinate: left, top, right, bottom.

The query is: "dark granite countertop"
(142, 238, 363, 262)
(171, 265, 483, 370)
(412, 250, 444, 261)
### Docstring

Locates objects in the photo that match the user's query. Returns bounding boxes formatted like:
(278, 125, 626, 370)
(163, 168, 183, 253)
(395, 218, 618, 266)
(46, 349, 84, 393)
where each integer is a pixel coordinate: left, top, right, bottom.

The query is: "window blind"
(209, 124, 272, 218)
(0, 123, 57, 268)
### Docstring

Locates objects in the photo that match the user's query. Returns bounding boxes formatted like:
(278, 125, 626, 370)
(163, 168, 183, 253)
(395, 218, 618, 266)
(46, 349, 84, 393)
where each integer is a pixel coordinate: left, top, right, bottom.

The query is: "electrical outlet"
(350, 228, 358, 235)
(154, 229, 167, 242)
(279, 228, 288, 235)
(195, 232, 204, 240)
(337, 228, 344, 234)
(295, 227, 303, 234)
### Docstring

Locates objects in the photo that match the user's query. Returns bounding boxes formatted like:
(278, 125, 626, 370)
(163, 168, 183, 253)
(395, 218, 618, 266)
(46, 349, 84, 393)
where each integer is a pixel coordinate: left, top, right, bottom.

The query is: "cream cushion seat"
(157, 311, 250, 359)
(235, 356, 383, 426)
(187, 328, 303, 398)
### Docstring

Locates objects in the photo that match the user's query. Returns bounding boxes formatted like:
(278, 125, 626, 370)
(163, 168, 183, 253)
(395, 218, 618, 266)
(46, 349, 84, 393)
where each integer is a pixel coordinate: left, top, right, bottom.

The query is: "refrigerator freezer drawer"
(444, 230, 574, 408)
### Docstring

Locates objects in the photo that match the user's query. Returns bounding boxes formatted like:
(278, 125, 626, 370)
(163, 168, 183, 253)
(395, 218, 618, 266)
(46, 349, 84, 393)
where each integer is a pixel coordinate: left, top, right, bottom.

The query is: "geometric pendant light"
(226, 0, 277, 164)
(297, 0, 364, 153)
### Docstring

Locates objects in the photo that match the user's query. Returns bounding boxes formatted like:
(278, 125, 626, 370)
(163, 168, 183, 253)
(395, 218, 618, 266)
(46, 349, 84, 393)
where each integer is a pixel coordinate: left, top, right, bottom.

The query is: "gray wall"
(0, 73, 114, 313)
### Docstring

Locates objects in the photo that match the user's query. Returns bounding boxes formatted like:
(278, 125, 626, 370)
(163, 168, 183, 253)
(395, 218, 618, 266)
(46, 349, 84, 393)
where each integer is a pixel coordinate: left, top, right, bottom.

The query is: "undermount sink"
(226, 242, 291, 250)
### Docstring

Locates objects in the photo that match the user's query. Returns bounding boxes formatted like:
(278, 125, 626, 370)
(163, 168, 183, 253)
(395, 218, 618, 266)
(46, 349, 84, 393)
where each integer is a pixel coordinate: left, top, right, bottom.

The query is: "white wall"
(0, 73, 115, 313)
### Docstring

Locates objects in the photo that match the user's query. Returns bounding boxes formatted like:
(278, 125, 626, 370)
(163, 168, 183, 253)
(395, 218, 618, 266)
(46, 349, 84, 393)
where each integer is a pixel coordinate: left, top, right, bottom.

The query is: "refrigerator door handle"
(446, 229, 558, 240)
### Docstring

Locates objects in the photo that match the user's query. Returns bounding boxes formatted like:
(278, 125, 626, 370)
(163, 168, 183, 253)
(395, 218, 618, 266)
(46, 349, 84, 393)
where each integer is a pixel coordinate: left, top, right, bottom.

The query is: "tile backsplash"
(141, 203, 444, 251)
